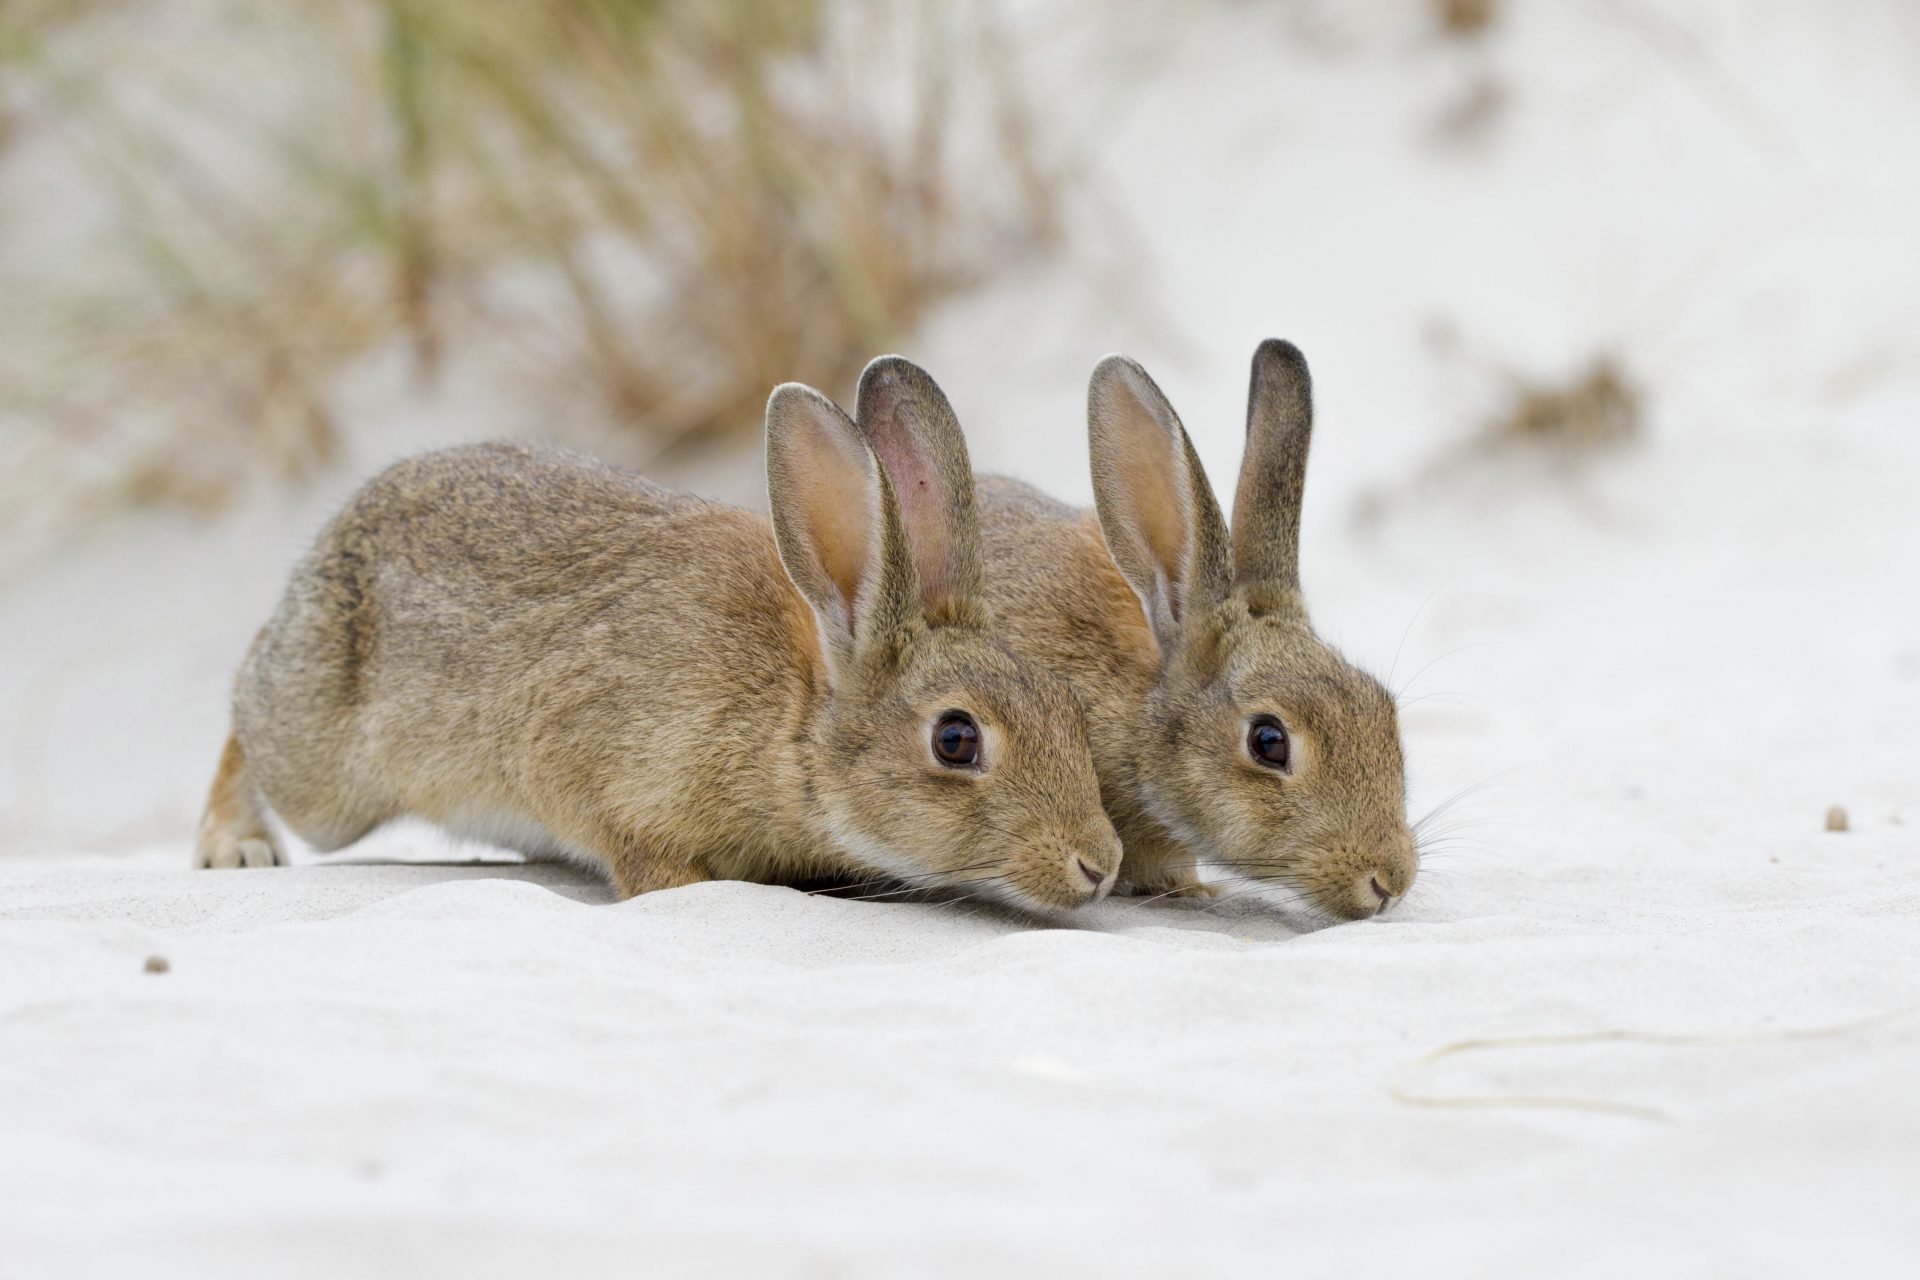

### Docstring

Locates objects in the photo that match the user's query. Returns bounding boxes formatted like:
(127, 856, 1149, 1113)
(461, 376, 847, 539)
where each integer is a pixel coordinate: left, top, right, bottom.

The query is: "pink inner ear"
(807, 466, 874, 620)
(1107, 391, 1191, 585)
(782, 404, 877, 622)
(871, 421, 952, 607)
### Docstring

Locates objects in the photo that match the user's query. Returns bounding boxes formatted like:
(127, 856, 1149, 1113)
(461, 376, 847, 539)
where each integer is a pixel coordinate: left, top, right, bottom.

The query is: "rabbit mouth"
(960, 851, 1119, 917)
(818, 810, 1070, 915)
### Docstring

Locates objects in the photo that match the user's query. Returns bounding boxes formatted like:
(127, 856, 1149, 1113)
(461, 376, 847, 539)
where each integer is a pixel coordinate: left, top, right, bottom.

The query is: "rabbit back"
(235, 443, 829, 887)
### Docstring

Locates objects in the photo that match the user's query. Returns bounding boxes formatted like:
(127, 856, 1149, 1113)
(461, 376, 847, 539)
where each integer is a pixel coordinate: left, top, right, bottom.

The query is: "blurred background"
(2, 0, 1917, 861)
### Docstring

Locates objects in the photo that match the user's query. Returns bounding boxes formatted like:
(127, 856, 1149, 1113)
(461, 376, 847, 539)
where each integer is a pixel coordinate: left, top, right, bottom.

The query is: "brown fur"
(972, 341, 1417, 919)
(193, 387, 1122, 916)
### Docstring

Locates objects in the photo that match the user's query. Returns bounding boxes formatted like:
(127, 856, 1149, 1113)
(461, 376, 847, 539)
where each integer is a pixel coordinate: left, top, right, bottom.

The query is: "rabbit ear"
(1231, 339, 1313, 615)
(1087, 355, 1232, 653)
(766, 383, 921, 682)
(853, 356, 987, 627)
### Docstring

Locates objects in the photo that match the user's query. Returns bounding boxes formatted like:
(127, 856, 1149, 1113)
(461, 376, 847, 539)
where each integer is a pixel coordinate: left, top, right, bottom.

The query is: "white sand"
(4, 3, 1919, 1275)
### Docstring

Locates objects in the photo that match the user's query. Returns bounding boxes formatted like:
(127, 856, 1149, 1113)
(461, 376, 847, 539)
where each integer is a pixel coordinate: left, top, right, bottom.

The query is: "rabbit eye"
(1247, 716, 1290, 770)
(932, 711, 980, 767)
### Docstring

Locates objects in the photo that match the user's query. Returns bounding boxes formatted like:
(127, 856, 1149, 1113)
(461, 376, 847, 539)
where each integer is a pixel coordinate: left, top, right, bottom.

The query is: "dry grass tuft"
(1351, 336, 1644, 532)
(1435, 0, 1498, 39)
(1483, 357, 1641, 453)
(0, 0, 1062, 540)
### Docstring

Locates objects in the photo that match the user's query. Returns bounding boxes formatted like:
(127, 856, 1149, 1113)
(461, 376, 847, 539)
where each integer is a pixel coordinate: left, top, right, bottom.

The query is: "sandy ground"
(3, 3, 1919, 1276)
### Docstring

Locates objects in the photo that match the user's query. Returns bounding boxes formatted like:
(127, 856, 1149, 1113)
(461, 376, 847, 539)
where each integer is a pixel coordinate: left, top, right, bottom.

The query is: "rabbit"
(947, 340, 1416, 919)
(192, 377, 1124, 915)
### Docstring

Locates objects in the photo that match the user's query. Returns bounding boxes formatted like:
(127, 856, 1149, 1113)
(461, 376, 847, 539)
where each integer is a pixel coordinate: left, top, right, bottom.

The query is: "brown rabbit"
(192, 380, 1122, 915)
(922, 341, 1415, 919)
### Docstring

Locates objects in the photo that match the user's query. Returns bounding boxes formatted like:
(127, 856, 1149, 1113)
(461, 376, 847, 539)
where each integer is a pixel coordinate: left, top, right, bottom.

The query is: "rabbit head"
(1087, 340, 1416, 919)
(766, 372, 1122, 915)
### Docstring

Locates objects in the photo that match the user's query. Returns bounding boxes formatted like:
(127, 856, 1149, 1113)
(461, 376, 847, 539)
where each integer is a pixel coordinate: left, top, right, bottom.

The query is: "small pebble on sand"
(1825, 805, 1849, 833)
(144, 955, 170, 974)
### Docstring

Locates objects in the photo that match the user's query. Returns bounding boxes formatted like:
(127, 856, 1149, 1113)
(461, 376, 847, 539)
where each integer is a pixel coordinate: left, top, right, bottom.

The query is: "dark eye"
(933, 711, 980, 767)
(1247, 716, 1290, 769)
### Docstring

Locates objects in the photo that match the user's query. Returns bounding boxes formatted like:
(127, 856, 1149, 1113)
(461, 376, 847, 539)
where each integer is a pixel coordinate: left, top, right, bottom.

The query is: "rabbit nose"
(1359, 851, 1415, 916)
(1349, 872, 1395, 917)
(1073, 851, 1117, 901)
